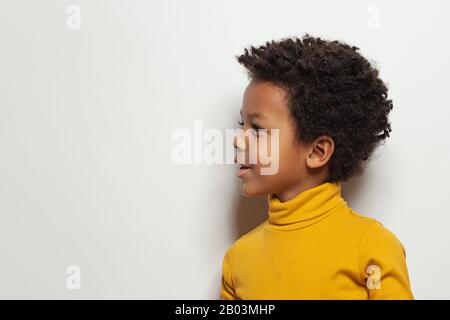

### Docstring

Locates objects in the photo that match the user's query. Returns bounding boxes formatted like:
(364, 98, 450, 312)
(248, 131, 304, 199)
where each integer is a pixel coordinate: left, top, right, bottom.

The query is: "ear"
(305, 135, 335, 169)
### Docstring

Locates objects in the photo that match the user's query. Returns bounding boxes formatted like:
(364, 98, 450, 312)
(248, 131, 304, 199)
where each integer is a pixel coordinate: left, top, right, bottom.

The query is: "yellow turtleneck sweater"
(221, 182, 414, 300)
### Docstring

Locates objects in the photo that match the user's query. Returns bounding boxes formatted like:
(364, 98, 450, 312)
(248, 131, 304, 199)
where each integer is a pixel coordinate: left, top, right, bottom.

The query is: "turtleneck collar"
(267, 182, 347, 231)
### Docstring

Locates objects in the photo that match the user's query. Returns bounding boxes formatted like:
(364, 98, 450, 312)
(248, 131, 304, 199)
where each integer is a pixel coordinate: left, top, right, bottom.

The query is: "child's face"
(234, 80, 312, 198)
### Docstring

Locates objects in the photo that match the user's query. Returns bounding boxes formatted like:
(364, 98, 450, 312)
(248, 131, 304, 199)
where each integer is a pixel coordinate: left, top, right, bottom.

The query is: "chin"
(239, 181, 265, 198)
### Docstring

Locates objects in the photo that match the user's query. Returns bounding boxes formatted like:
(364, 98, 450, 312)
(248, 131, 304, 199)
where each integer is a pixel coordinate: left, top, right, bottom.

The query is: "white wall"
(0, 0, 449, 299)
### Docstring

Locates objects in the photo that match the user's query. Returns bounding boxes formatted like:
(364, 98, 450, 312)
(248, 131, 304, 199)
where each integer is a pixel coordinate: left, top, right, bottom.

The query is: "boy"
(222, 34, 413, 299)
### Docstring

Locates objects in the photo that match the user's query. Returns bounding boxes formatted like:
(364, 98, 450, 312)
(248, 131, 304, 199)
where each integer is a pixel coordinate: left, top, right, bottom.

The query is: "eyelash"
(238, 120, 262, 135)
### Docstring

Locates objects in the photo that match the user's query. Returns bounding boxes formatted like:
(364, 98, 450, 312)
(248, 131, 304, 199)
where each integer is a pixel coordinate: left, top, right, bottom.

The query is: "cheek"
(277, 138, 306, 177)
(253, 137, 297, 179)
(241, 133, 305, 193)
(254, 133, 279, 168)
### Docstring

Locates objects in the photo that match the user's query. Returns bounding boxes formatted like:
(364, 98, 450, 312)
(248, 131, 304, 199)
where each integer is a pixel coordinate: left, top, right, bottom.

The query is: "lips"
(234, 152, 253, 177)
(237, 164, 253, 178)
(234, 156, 253, 171)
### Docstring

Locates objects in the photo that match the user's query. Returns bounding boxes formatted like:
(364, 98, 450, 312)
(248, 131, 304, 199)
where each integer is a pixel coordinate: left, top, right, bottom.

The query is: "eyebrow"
(240, 109, 267, 119)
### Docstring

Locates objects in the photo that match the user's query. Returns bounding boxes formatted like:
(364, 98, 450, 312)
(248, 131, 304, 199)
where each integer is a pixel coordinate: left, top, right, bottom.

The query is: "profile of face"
(234, 80, 334, 201)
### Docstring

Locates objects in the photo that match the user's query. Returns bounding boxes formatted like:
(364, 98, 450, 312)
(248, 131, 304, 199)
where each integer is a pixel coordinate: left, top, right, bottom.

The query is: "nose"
(234, 130, 246, 151)
(234, 130, 247, 164)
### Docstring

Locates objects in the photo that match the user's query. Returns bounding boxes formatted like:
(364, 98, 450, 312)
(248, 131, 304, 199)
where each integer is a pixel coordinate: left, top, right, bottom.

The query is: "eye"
(238, 120, 244, 127)
(252, 124, 261, 131)
(251, 124, 261, 137)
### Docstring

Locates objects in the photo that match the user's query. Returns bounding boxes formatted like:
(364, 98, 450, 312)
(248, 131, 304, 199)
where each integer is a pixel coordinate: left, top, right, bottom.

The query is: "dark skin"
(234, 79, 335, 202)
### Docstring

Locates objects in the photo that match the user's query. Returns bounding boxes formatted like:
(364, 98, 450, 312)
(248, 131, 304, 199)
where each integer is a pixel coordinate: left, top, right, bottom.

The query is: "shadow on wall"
(341, 174, 370, 210)
(232, 193, 268, 241)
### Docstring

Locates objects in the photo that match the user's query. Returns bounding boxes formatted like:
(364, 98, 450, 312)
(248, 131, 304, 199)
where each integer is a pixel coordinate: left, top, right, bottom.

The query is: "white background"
(0, 0, 449, 299)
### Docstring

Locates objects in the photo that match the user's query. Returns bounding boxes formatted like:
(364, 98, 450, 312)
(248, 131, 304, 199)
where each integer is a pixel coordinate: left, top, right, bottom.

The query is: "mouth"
(237, 164, 253, 178)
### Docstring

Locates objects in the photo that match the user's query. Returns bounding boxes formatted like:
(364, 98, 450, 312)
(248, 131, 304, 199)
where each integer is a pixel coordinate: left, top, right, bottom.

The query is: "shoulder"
(333, 206, 384, 239)
(358, 219, 407, 258)
(350, 213, 413, 299)
(352, 212, 409, 284)
(337, 207, 406, 257)
(345, 206, 398, 234)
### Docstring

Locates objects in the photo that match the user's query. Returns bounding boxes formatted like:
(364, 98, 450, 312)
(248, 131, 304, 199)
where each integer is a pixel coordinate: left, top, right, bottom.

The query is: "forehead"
(241, 80, 289, 118)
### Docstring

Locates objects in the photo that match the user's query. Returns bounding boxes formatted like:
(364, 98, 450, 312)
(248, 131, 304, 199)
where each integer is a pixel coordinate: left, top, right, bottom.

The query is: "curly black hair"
(235, 34, 393, 183)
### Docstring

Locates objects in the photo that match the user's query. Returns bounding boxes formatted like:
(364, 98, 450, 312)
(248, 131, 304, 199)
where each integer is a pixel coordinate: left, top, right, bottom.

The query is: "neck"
(274, 178, 329, 203)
